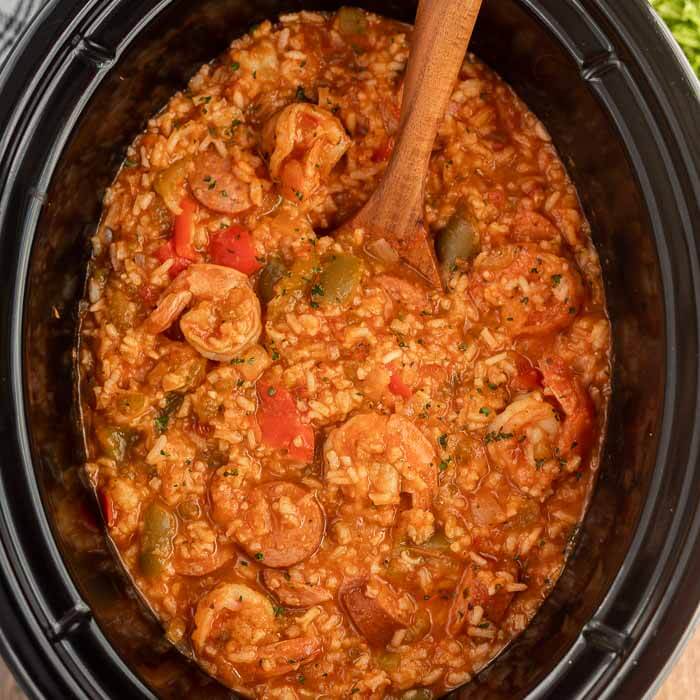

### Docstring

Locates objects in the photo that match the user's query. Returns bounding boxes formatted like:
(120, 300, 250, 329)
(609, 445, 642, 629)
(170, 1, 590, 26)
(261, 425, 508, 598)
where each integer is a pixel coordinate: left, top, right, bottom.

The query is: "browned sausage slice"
(340, 577, 414, 646)
(215, 481, 325, 568)
(262, 569, 332, 608)
(189, 150, 252, 214)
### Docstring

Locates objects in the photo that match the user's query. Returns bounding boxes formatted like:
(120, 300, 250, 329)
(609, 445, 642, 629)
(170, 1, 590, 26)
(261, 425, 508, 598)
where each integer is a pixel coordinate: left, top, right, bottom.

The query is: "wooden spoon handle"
(355, 0, 482, 238)
(393, 0, 482, 203)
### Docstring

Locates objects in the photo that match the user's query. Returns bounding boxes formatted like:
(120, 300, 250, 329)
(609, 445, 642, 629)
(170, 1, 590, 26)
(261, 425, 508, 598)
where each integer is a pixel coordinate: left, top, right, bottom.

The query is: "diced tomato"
(210, 225, 262, 275)
(173, 196, 198, 261)
(388, 372, 413, 399)
(371, 136, 395, 163)
(256, 382, 315, 463)
(155, 239, 192, 278)
(98, 489, 115, 528)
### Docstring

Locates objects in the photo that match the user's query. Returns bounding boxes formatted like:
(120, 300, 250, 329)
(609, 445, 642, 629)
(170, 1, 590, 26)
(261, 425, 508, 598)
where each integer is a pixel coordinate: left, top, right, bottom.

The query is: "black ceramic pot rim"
(0, 1, 698, 699)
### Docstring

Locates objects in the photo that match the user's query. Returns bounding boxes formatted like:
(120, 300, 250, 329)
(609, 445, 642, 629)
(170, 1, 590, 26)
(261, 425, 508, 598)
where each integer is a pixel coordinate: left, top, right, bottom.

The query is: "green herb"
(551, 274, 562, 287)
(124, 158, 138, 168)
(273, 605, 286, 617)
(311, 284, 324, 297)
(231, 61, 240, 71)
(479, 406, 490, 416)
(271, 350, 280, 361)
(267, 387, 277, 397)
(154, 392, 184, 434)
(295, 85, 311, 102)
(438, 433, 448, 448)
(484, 430, 514, 444)
(255, 552, 264, 560)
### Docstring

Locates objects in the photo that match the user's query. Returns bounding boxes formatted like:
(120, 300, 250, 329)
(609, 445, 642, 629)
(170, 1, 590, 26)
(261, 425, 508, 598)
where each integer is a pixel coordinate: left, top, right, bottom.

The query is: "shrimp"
(262, 103, 350, 206)
(484, 393, 560, 499)
(340, 576, 414, 647)
(210, 478, 325, 567)
(324, 413, 438, 511)
(192, 583, 321, 687)
(323, 413, 438, 530)
(469, 244, 584, 337)
(485, 358, 594, 499)
(145, 264, 262, 362)
(539, 356, 595, 458)
(262, 569, 333, 608)
(188, 150, 252, 214)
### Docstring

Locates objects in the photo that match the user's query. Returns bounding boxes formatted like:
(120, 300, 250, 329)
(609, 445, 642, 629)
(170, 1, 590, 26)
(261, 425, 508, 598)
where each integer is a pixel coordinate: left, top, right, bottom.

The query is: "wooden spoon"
(347, 0, 483, 288)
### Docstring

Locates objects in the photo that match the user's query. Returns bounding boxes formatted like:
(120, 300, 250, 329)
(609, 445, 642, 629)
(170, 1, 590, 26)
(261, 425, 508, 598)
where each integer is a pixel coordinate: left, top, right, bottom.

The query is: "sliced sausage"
(340, 577, 414, 646)
(212, 480, 325, 568)
(189, 150, 252, 214)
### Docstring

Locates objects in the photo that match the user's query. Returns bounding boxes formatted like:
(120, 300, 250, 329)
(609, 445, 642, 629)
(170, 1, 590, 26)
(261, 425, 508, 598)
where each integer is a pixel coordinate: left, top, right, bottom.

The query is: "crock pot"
(0, 0, 698, 698)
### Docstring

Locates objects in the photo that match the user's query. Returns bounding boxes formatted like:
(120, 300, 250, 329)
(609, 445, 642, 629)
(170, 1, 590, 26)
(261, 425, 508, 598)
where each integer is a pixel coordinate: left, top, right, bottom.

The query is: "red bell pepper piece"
(256, 382, 315, 463)
(210, 225, 262, 275)
(155, 239, 192, 278)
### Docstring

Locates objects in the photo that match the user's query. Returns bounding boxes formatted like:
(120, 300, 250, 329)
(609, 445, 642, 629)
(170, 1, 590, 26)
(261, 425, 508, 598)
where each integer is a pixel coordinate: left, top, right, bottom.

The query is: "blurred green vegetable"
(139, 502, 175, 577)
(316, 254, 362, 306)
(650, 0, 700, 75)
(258, 257, 288, 303)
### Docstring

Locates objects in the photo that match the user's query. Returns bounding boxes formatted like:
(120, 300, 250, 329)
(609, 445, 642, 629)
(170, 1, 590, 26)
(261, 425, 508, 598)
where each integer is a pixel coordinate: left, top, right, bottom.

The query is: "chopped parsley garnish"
(124, 158, 138, 168)
(255, 552, 264, 560)
(231, 61, 240, 71)
(271, 350, 281, 361)
(267, 387, 277, 397)
(273, 605, 286, 617)
(484, 430, 514, 444)
(479, 406, 491, 416)
(438, 433, 448, 448)
(551, 274, 562, 287)
(154, 392, 184, 434)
